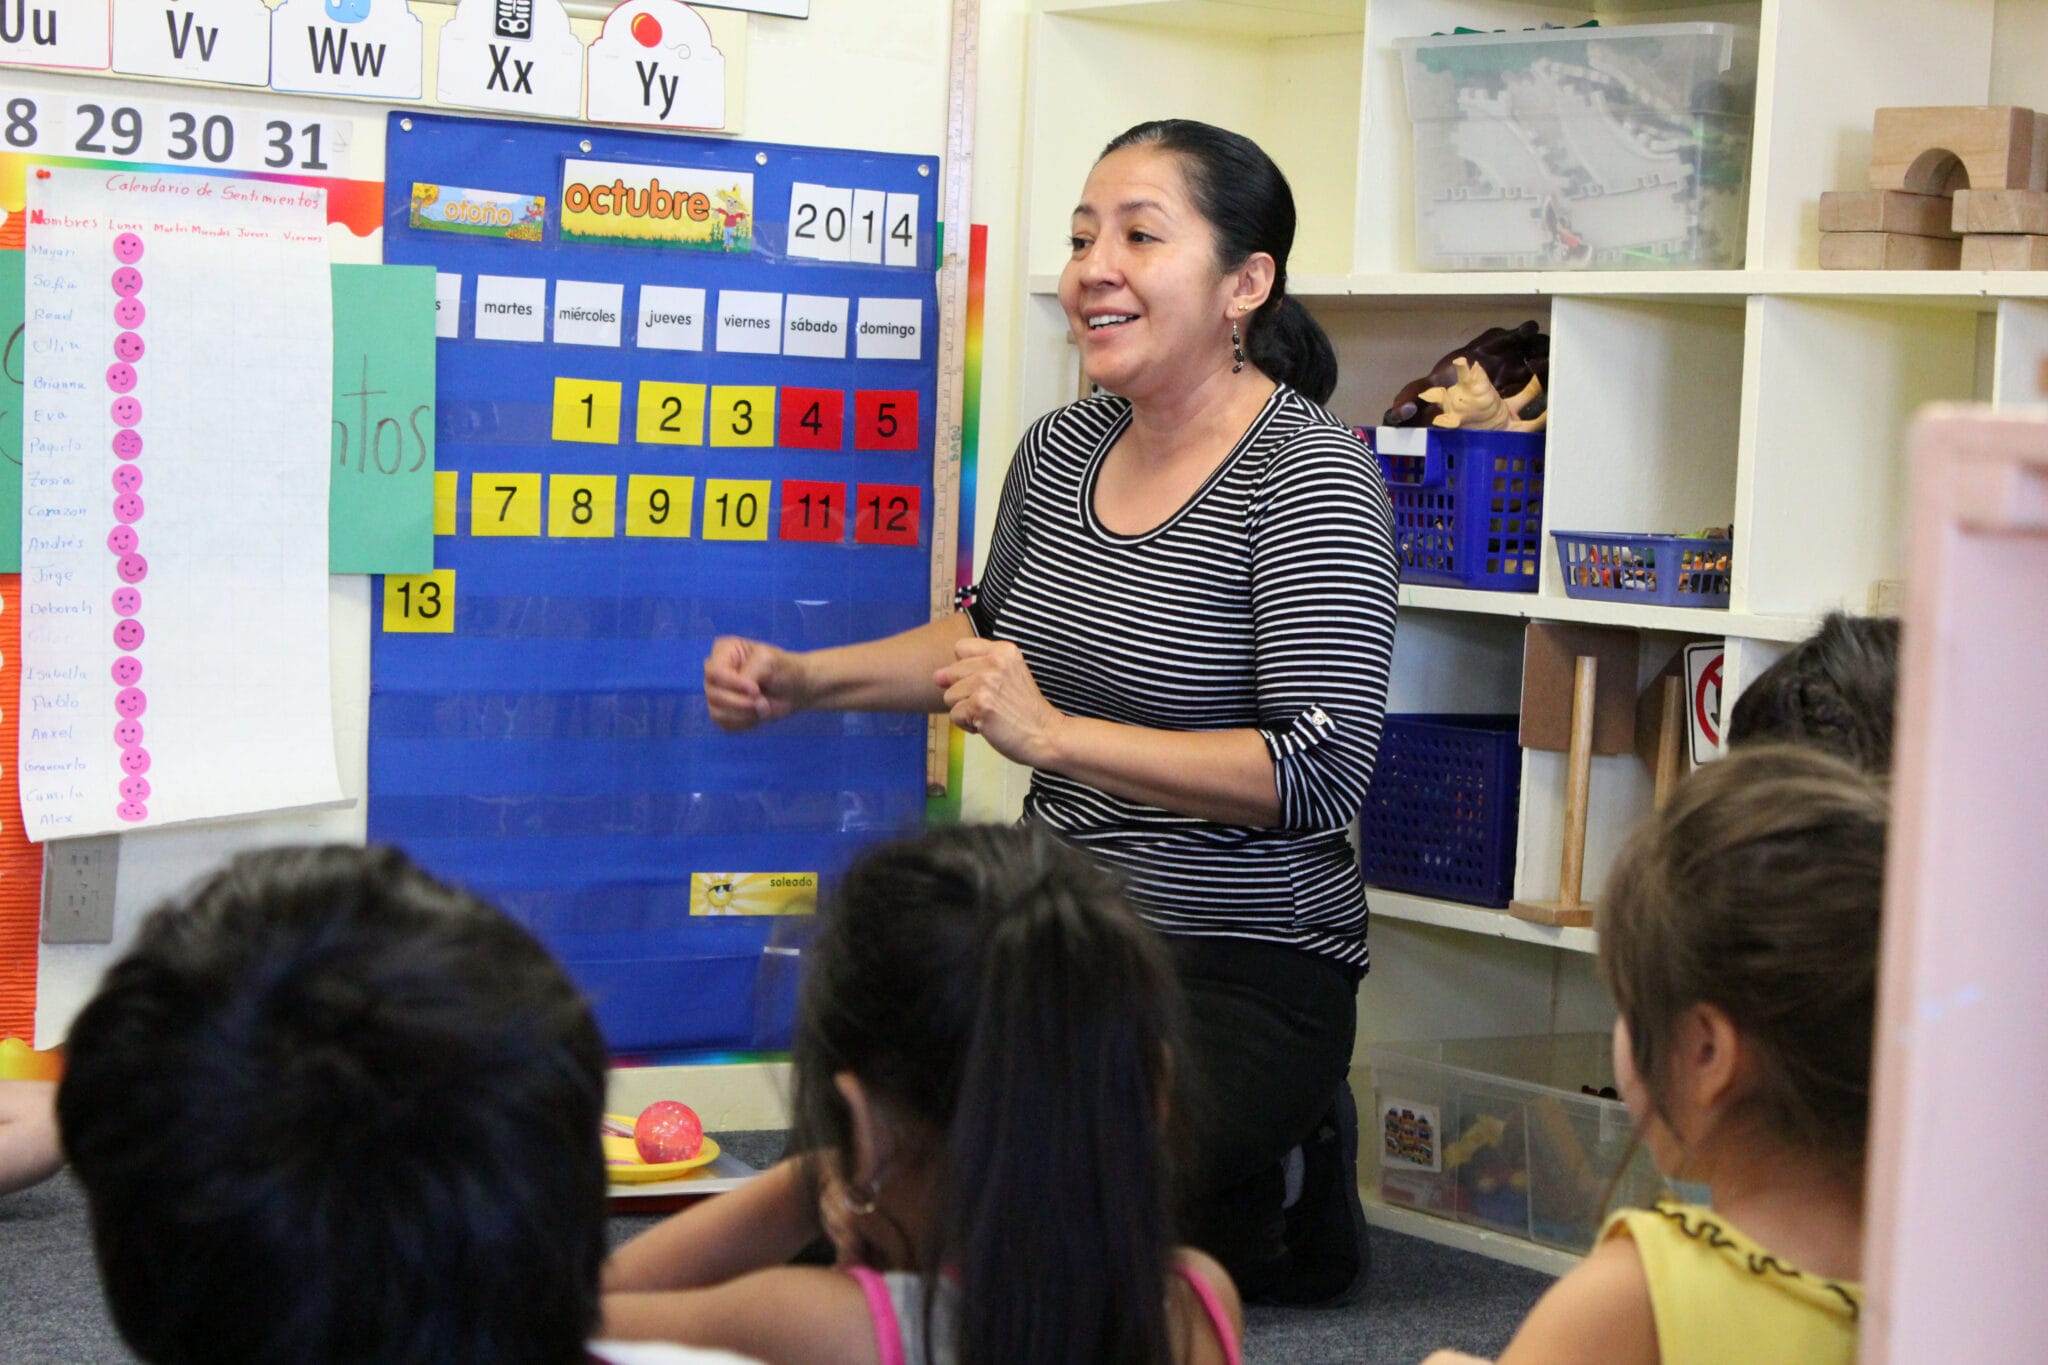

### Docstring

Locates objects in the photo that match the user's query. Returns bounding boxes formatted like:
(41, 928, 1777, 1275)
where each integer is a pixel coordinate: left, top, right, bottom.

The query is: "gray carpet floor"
(1, 1131, 1554, 1364)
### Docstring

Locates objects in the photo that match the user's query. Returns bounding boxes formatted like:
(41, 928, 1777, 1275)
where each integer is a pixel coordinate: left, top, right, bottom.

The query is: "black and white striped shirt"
(967, 386, 1400, 967)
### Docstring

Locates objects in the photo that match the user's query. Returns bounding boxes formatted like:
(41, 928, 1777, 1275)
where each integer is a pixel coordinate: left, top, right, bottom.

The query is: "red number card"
(777, 387, 845, 450)
(780, 479, 846, 543)
(853, 390, 919, 451)
(854, 482, 920, 546)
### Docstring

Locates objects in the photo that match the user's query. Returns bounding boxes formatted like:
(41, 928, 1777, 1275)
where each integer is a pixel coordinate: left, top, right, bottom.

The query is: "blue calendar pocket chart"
(372, 112, 939, 1053)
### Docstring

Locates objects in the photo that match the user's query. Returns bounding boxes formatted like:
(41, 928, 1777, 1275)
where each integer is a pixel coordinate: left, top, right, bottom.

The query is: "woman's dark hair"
(57, 845, 609, 1365)
(1102, 119, 1338, 404)
(791, 824, 1189, 1365)
(1598, 746, 1888, 1179)
(1726, 611, 1901, 774)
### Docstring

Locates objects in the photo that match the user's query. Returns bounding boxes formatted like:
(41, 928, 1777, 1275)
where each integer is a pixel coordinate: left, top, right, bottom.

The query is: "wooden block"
(1519, 623, 1637, 755)
(1953, 188, 2048, 234)
(1962, 233, 2048, 270)
(1870, 106, 2042, 193)
(1819, 190, 1958, 238)
(1507, 897, 1597, 929)
(1819, 231, 1963, 270)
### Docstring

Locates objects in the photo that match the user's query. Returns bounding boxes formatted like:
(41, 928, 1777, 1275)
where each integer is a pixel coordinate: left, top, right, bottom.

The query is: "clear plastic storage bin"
(1368, 1033, 1666, 1252)
(1396, 23, 1758, 271)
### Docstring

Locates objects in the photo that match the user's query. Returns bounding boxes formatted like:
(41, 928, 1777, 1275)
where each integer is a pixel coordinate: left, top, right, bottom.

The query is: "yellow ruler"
(926, 0, 979, 797)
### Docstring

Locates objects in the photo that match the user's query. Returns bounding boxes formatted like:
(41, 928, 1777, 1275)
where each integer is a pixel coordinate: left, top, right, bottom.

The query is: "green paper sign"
(330, 264, 437, 574)
(0, 253, 435, 575)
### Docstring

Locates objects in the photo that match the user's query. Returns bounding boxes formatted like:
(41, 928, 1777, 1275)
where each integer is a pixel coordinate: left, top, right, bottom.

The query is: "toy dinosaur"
(1420, 357, 1548, 432)
(1384, 320, 1549, 427)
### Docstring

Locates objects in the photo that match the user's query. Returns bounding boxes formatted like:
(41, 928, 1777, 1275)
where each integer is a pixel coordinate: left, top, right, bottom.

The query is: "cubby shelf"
(1031, 272, 2048, 307)
(1368, 888, 1600, 954)
(1017, 0, 2048, 1268)
(1396, 587, 1815, 643)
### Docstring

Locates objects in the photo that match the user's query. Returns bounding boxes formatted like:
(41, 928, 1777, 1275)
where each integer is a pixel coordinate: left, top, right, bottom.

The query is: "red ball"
(634, 1100, 704, 1163)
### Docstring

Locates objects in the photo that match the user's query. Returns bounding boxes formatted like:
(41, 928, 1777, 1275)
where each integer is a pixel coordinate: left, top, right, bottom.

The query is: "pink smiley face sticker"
(113, 493, 144, 524)
(105, 363, 138, 394)
(112, 466, 142, 494)
(114, 331, 145, 362)
(107, 525, 137, 555)
(113, 232, 144, 263)
(120, 748, 151, 776)
(117, 554, 147, 584)
(111, 587, 141, 616)
(114, 719, 143, 748)
(113, 430, 142, 460)
(120, 775, 151, 802)
(111, 267, 143, 297)
(113, 620, 145, 651)
(116, 800, 149, 823)
(113, 297, 145, 328)
(110, 396, 142, 427)
(115, 687, 147, 718)
(111, 657, 142, 687)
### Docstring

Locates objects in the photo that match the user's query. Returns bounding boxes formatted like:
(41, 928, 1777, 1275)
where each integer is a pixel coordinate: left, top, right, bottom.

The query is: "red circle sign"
(1695, 655, 1723, 746)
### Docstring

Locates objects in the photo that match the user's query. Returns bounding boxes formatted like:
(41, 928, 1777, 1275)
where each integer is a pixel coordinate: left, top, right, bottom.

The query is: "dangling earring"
(1231, 321, 1245, 373)
(843, 1179, 881, 1216)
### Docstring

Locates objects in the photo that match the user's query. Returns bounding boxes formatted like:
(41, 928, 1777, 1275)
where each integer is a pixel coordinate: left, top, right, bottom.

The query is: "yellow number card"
(626, 474, 695, 538)
(635, 381, 707, 445)
(709, 385, 775, 447)
(383, 570, 456, 634)
(552, 377, 623, 444)
(548, 474, 619, 538)
(702, 478, 771, 541)
(434, 471, 459, 536)
(471, 473, 543, 537)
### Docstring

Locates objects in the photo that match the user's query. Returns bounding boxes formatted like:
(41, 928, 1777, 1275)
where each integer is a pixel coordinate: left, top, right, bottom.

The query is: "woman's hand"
(935, 638, 1069, 769)
(703, 637, 810, 731)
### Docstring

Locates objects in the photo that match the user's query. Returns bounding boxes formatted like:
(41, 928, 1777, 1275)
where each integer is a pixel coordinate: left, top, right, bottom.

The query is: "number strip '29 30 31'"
(927, 0, 979, 797)
(1, 92, 350, 177)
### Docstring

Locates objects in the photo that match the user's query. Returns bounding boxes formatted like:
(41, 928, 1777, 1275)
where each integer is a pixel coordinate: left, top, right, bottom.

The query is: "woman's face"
(1058, 144, 1238, 402)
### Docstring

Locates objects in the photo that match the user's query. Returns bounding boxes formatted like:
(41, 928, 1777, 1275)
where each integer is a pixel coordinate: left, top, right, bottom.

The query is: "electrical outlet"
(41, 836, 119, 945)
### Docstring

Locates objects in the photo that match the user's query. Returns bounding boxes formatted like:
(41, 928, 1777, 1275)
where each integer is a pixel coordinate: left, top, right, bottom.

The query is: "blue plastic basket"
(1551, 530, 1732, 607)
(1360, 714, 1523, 908)
(1368, 428, 1545, 593)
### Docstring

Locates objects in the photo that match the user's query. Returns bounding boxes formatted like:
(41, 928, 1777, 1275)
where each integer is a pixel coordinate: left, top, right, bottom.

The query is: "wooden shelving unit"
(1016, 0, 2048, 1266)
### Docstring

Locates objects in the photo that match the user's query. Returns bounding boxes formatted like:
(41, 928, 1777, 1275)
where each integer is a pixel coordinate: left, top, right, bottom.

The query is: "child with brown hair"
(1425, 744, 1886, 1365)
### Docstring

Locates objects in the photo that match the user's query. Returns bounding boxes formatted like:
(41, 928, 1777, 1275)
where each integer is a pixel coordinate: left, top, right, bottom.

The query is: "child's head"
(791, 823, 1187, 1364)
(1598, 746, 1888, 1184)
(57, 845, 610, 1365)
(1727, 611, 1901, 773)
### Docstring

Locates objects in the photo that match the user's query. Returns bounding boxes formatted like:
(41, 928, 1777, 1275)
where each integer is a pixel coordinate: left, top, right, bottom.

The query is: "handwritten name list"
(20, 168, 343, 840)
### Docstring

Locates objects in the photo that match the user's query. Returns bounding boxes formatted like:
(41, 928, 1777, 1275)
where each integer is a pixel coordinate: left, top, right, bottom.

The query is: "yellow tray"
(603, 1113, 721, 1185)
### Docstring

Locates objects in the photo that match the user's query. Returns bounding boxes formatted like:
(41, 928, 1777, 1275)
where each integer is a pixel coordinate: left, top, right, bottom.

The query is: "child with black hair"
(602, 824, 1244, 1365)
(1424, 746, 1886, 1365)
(1727, 611, 1900, 773)
(56, 844, 756, 1365)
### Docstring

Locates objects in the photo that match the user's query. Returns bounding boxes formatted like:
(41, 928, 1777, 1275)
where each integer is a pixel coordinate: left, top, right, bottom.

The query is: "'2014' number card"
(18, 168, 344, 840)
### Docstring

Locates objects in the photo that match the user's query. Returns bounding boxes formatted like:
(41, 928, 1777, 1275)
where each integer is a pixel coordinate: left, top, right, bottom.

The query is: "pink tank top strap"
(843, 1265, 908, 1365)
(1174, 1263, 1243, 1365)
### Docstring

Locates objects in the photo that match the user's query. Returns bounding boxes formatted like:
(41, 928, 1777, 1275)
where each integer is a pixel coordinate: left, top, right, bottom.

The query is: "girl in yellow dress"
(1427, 744, 1884, 1365)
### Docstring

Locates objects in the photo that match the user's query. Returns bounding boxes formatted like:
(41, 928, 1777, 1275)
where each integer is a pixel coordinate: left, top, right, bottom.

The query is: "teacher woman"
(704, 119, 1399, 1304)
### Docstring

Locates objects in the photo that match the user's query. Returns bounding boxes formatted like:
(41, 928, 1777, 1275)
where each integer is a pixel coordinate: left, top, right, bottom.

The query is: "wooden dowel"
(1558, 656, 1598, 909)
(1654, 675, 1685, 809)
